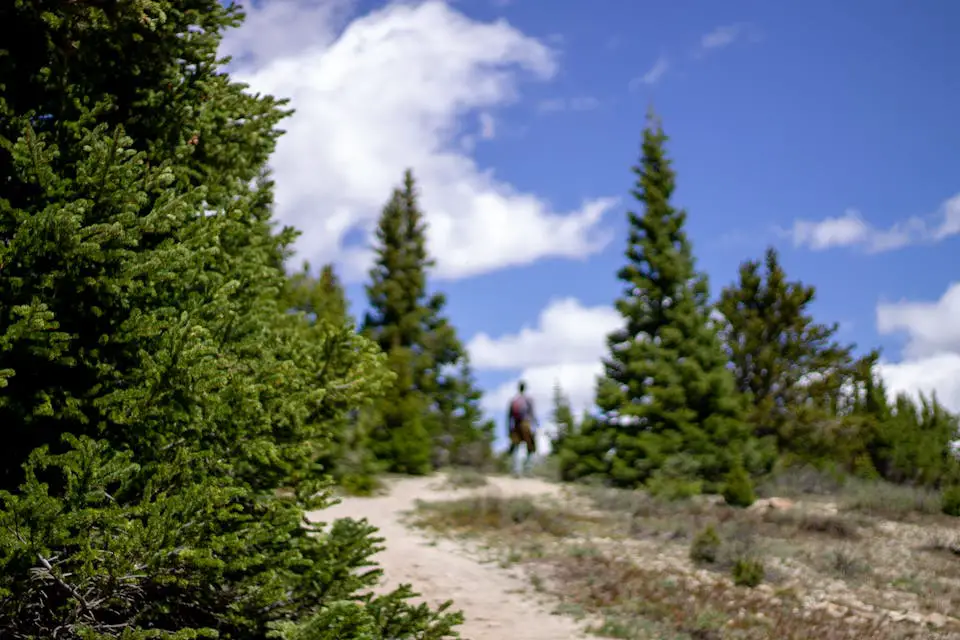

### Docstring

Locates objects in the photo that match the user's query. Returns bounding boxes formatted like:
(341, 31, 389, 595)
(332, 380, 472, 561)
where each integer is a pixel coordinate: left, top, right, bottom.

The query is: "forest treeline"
(550, 118, 960, 510)
(0, 2, 956, 638)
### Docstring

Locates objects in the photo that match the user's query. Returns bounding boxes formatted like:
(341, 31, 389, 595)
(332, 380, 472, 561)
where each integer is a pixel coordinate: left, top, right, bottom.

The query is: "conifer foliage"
(362, 171, 436, 474)
(286, 262, 351, 328)
(362, 170, 492, 473)
(549, 381, 576, 454)
(564, 112, 753, 492)
(0, 2, 461, 637)
(717, 247, 857, 454)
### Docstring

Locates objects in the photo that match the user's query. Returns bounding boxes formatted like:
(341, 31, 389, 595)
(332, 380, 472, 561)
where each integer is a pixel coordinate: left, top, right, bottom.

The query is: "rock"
(926, 612, 949, 628)
(747, 497, 795, 513)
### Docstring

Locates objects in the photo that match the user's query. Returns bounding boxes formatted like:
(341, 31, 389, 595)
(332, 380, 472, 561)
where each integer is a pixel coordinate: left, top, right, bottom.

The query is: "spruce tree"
(549, 381, 576, 454)
(283, 263, 383, 493)
(0, 2, 461, 637)
(584, 112, 752, 491)
(285, 261, 350, 327)
(420, 294, 493, 468)
(362, 170, 492, 473)
(432, 356, 495, 468)
(717, 247, 856, 461)
(362, 171, 434, 474)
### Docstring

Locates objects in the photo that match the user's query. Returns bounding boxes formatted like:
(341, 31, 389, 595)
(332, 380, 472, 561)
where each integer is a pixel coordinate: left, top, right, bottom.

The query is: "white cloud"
(789, 194, 960, 253)
(469, 297, 621, 370)
(879, 354, 960, 414)
(694, 22, 762, 57)
(467, 298, 621, 449)
(700, 24, 744, 51)
(876, 282, 960, 412)
(877, 283, 960, 360)
(537, 96, 601, 113)
(631, 56, 669, 88)
(223, 0, 616, 281)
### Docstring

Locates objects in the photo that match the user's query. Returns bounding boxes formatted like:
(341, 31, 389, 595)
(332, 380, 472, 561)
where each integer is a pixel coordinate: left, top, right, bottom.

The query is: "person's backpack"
(509, 395, 530, 424)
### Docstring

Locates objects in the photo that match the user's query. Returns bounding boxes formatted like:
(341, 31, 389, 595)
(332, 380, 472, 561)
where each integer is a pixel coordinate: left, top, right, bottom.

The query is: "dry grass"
(412, 494, 581, 538)
(838, 480, 945, 520)
(546, 553, 899, 639)
(443, 467, 489, 489)
(413, 480, 960, 639)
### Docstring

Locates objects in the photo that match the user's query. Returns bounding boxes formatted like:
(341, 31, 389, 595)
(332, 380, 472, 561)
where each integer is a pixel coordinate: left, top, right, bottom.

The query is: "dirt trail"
(312, 475, 588, 640)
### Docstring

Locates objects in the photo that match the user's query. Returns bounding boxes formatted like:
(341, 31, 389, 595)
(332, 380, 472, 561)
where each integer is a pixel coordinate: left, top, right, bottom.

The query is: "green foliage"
(0, 2, 461, 637)
(722, 464, 757, 508)
(717, 247, 858, 467)
(550, 381, 577, 455)
(361, 172, 436, 474)
(285, 262, 351, 327)
(731, 557, 765, 588)
(362, 170, 491, 473)
(331, 411, 386, 497)
(557, 412, 613, 482)
(429, 355, 496, 470)
(863, 390, 960, 487)
(646, 454, 704, 500)
(717, 247, 960, 491)
(283, 264, 384, 493)
(942, 485, 960, 517)
(568, 111, 752, 491)
(690, 525, 721, 565)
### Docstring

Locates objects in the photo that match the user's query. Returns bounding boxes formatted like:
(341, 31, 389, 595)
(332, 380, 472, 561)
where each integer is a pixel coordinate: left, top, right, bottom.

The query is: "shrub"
(722, 465, 756, 508)
(731, 557, 765, 587)
(647, 474, 703, 501)
(690, 525, 722, 565)
(942, 485, 960, 517)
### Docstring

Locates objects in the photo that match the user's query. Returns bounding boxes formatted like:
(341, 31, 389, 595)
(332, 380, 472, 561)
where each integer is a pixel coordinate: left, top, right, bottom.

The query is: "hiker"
(507, 381, 538, 476)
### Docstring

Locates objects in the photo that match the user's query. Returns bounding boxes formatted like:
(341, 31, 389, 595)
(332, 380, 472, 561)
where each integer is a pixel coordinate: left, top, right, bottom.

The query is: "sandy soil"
(312, 475, 588, 640)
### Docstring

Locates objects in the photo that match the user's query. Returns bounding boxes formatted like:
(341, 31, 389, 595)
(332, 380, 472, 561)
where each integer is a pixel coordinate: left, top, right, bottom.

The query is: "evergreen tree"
(851, 367, 960, 486)
(431, 356, 496, 469)
(575, 112, 752, 491)
(363, 170, 491, 473)
(558, 412, 613, 482)
(285, 261, 350, 327)
(550, 381, 576, 454)
(362, 171, 434, 474)
(283, 263, 383, 493)
(716, 247, 856, 459)
(420, 293, 493, 468)
(0, 2, 461, 637)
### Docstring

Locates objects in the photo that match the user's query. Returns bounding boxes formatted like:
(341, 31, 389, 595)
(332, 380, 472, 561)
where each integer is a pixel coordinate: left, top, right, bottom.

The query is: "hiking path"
(312, 475, 588, 640)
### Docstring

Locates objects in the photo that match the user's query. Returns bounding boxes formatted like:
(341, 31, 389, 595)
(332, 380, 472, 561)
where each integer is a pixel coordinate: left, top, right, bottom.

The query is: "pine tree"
(717, 247, 856, 462)
(577, 112, 752, 492)
(0, 3, 461, 637)
(362, 171, 434, 474)
(852, 367, 960, 487)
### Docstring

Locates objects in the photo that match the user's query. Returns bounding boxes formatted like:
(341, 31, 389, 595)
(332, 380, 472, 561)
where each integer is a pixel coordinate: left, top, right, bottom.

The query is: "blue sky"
(223, 0, 960, 446)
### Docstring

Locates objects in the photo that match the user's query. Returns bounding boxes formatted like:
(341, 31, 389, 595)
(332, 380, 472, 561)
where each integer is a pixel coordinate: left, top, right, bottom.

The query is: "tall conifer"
(0, 3, 461, 636)
(577, 112, 752, 491)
